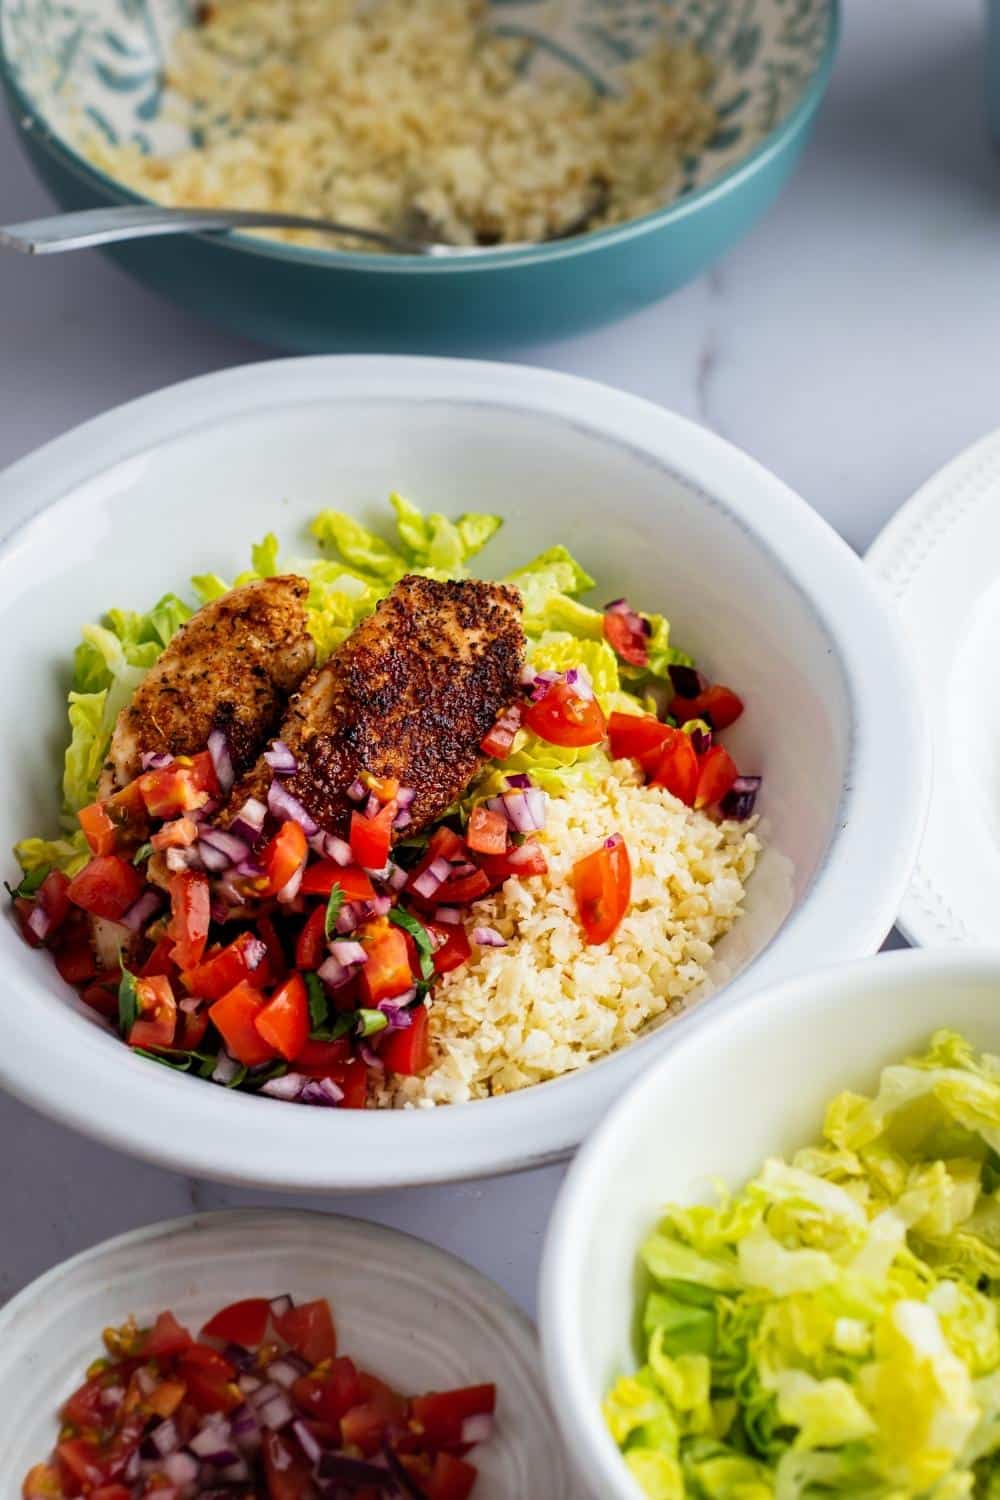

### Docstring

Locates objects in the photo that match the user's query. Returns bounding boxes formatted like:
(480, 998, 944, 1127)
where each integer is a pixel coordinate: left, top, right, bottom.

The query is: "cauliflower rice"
(91, 0, 718, 250)
(375, 760, 760, 1108)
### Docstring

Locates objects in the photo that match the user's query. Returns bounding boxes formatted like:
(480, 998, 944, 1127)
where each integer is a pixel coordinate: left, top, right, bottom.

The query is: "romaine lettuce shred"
(606, 1031, 1000, 1498)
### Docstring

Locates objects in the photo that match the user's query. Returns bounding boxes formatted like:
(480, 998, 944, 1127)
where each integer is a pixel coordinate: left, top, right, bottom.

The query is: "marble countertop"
(1, 0, 993, 1318)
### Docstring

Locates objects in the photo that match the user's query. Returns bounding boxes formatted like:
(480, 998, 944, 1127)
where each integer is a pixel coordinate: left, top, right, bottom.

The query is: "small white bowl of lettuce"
(540, 948, 1000, 1499)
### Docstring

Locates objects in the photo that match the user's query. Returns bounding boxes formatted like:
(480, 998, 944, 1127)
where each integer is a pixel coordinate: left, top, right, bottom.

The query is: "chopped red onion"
(318, 953, 351, 989)
(347, 778, 366, 802)
(376, 1000, 413, 1031)
(266, 1357, 308, 1390)
(690, 725, 712, 756)
(140, 750, 174, 771)
(300, 1077, 344, 1107)
(506, 839, 544, 869)
(247, 1381, 281, 1411)
(267, 779, 318, 837)
(720, 775, 761, 821)
(412, 856, 452, 899)
(446, 860, 477, 879)
(207, 728, 235, 794)
(260, 1073, 307, 1101)
(200, 827, 251, 865)
(166, 844, 202, 873)
(460, 1413, 494, 1445)
(99, 1384, 124, 1409)
(212, 1051, 241, 1085)
(144, 1418, 181, 1458)
(364, 791, 381, 820)
(268, 1295, 294, 1317)
(162, 1450, 199, 1486)
(393, 809, 413, 830)
(219, 1456, 251, 1483)
(238, 1374, 263, 1395)
(276, 861, 305, 906)
(668, 663, 705, 699)
(565, 664, 595, 701)
(433, 905, 462, 925)
(501, 788, 546, 834)
(386, 862, 408, 891)
(370, 894, 392, 917)
(396, 785, 416, 809)
(472, 926, 507, 948)
(334, 903, 360, 935)
(190, 1422, 236, 1460)
(26, 903, 52, 942)
(256, 1392, 295, 1430)
(179, 996, 202, 1015)
(329, 939, 368, 966)
(230, 797, 267, 845)
(197, 841, 231, 874)
(505, 772, 532, 789)
(358, 1042, 384, 1071)
(292, 1419, 324, 1466)
(264, 739, 297, 775)
(529, 669, 560, 703)
(135, 1367, 157, 1396)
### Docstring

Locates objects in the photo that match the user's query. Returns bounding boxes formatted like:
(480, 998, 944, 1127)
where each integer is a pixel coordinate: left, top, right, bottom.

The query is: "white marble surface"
(0, 0, 991, 1316)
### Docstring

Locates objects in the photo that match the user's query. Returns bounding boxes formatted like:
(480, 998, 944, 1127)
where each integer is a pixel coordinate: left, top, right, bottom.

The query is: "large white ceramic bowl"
(0, 356, 927, 1190)
(539, 949, 1000, 1500)
(0, 1208, 575, 1497)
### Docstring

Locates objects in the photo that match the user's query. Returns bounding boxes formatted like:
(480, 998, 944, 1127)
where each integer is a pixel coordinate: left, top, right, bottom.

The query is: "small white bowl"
(0, 356, 928, 1189)
(539, 948, 1000, 1500)
(0, 1208, 575, 1497)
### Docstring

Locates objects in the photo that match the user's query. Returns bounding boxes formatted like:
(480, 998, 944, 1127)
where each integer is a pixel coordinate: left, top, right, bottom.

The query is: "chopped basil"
(305, 971, 329, 1030)
(225, 1063, 248, 1090)
(133, 842, 154, 866)
(5, 866, 48, 900)
(388, 907, 435, 981)
(356, 1008, 389, 1038)
(247, 1060, 289, 1088)
(132, 1047, 216, 1074)
(310, 1011, 355, 1043)
(117, 967, 140, 1038)
(324, 883, 345, 940)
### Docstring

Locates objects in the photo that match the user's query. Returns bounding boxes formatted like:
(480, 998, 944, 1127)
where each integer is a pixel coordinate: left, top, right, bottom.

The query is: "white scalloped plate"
(0, 1209, 577, 1498)
(866, 428, 1000, 948)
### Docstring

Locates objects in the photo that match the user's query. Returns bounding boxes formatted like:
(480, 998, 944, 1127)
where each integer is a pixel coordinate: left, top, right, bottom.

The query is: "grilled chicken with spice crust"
(102, 576, 315, 792)
(230, 574, 525, 839)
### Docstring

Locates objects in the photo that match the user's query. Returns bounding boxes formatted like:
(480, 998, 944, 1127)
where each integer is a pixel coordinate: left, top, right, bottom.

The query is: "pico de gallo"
(22, 1292, 496, 1499)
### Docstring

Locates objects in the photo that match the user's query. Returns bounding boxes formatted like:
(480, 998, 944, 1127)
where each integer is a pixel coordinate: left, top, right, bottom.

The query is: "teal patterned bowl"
(0, 0, 839, 352)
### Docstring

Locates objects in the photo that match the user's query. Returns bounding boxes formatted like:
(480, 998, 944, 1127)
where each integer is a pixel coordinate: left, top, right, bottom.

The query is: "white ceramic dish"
(539, 947, 1000, 1500)
(867, 427, 1000, 948)
(0, 1208, 574, 1497)
(0, 355, 928, 1190)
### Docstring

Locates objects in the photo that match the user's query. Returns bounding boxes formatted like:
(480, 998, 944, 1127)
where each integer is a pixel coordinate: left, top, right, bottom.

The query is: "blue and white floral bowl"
(0, 0, 839, 351)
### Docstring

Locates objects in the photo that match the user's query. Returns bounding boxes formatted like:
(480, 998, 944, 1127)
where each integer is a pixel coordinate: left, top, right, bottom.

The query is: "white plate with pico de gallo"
(0, 357, 927, 1189)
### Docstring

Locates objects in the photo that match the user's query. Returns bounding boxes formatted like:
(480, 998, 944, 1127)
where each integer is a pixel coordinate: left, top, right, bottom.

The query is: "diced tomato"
(477, 840, 548, 888)
(55, 939, 99, 986)
(150, 815, 199, 852)
(273, 1299, 337, 1365)
(649, 727, 699, 806)
(330, 1056, 369, 1109)
(177, 1004, 209, 1051)
(261, 819, 308, 898)
(62, 1372, 109, 1428)
(466, 805, 508, 857)
(405, 826, 466, 897)
(262, 1430, 314, 1500)
(167, 871, 210, 969)
(669, 683, 744, 731)
(56, 1439, 110, 1491)
(522, 681, 606, 748)
(66, 855, 144, 921)
(295, 904, 328, 970)
(603, 607, 649, 668)
(91, 1485, 132, 1500)
(256, 915, 288, 986)
(138, 761, 212, 821)
(80, 979, 118, 1019)
(13, 897, 41, 949)
(142, 1308, 193, 1359)
(412, 1385, 496, 1449)
(78, 802, 121, 857)
(349, 802, 395, 872)
(299, 862, 375, 901)
(339, 1376, 407, 1457)
(429, 920, 471, 975)
(479, 703, 522, 760)
(176, 1345, 241, 1415)
(292, 1357, 362, 1425)
(425, 1453, 479, 1500)
(209, 982, 277, 1068)
(140, 934, 178, 980)
(256, 973, 310, 1061)
(28, 872, 70, 946)
(128, 974, 178, 1052)
(359, 923, 413, 1005)
(296, 1036, 353, 1076)
(200, 1297, 270, 1348)
(380, 1005, 430, 1076)
(607, 711, 670, 769)
(436, 868, 491, 905)
(573, 833, 632, 946)
(694, 744, 739, 809)
(22, 1463, 63, 1498)
(182, 930, 267, 1000)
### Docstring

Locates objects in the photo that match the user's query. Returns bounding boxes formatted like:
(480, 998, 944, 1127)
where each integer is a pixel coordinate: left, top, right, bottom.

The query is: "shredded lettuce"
(607, 1031, 1000, 1497)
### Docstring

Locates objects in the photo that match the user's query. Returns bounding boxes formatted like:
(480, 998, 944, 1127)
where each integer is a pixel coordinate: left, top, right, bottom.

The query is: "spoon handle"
(0, 203, 430, 255)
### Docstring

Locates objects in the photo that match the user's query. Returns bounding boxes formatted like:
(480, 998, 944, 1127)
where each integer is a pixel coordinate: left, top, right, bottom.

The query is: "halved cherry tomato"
(260, 819, 308, 898)
(380, 1005, 430, 1076)
(262, 1429, 314, 1500)
(649, 727, 699, 806)
(349, 801, 396, 871)
(255, 973, 310, 1061)
(425, 1453, 479, 1500)
(669, 683, 744, 731)
(209, 981, 277, 1067)
(78, 800, 118, 857)
(522, 680, 606, 748)
(295, 904, 329, 970)
(176, 1345, 241, 1415)
(299, 862, 375, 901)
(182, 930, 267, 999)
(292, 1357, 362, 1424)
(359, 923, 413, 1005)
(273, 1298, 337, 1364)
(479, 703, 522, 759)
(54, 938, 98, 986)
(142, 1308, 193, 1359)
(412, 1384, 496, 1449)
(477, 840, 548, 889)
(67, 855, 144, 921)
(603, 607, 649, 668)
(429, 920, 471, 975)
(694, 744, 739, 809)
(573, 834, 632, 946)
(128, 974, 177, 1052)
(466, 805, 508, 856)
(607, 711, 670, 771)
(200, 1297, 270, 1347)
(167, 871, 210, 969)
(296, 1036, 353, 1077)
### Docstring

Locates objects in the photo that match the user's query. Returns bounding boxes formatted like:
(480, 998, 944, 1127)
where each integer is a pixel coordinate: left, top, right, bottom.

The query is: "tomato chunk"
(176, 1345, 241, 1415)
(426, 1452, 479, 1500)
(573, 834, 632, 946)
(200, 1297, 270, 1348)
(260, 819, 308, 898)
(128, 974, 178, 1052)
(380, 1005, 430, 1076)
(182, 930, 267, 999)
(694, 744, 739, 809)
(429, 920, 471, 975)
(607, 710, 670, 767)
(296, 1035, 353, 1076)
(603, 607, 649, 668)
(412, 1384, 496, 1449)
(649, 727, 699, 807)
(139, 759, 214, 820)
(522, 680, 606, 748)
(669, 683, 744, 731)
(78, 800, 119, 856)
(167, 871, 210, 969)
(466, 805, 508, 856)
(292, 1356, 362, 1424)
(349, 802, 395, 871)
(477, 840, 548, 889)
(209, 982, 277, 1068)
(329, 1056, 369, 1109)
(67, 855, 144, 921)
(299, 862, 375, 901)
(142, 1308, 193, 1359)
(273, 1298, 337, 1364)
(255, 973, 310, 1061)
(359, 924, 414, 1005)
(479, 703, 522, 759)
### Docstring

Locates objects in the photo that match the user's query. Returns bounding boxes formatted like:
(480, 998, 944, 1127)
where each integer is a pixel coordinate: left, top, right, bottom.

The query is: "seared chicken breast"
(105, 576, 315, 789)
(231, 575, 524, 837)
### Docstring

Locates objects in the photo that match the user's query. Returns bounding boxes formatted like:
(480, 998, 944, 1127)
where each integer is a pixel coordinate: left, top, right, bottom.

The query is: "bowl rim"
(0, 0, 839, 275)
(537, 947, 1000, 1500)
(0, 354, 929, 1190)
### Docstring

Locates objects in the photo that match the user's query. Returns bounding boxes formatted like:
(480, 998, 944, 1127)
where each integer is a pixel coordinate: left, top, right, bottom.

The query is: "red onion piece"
(506, 839, 544, 869)
(720, 775, 761, 821)
(300, 1077, 344, 1107)
(460, 1412, 494, 1445)
(396, 785, 416, 809)
(293, 1419, 324, 1465)
(166, 844, 202, 873)
(207, 728, 235, 794)
(179, 996, 202, 1015)
(433, 905, 462, 925)
(260, 1073, 307, 1101)
(386, 862, 408, 891)
(145, 1418, 181, 1458)
(276, 861, 305, 905)
(197, 841, 231, 874)
(328, 939, 368, 966)
(162, 1449, 199, 1486)
(318, 953, 353, 988)
(264, 739, 297, 775)
(26, 903, 52, 942)
(668, 663, 705, 699)
(266, 1358, 307, 1390)
(472, 926, 507, 948)
(140, 750, 174, 771)
(309, 830, 354, 866)
(200, 827, 251, 865)
(412, 856, 452, 899)
(335, 903, 360, 935)
(370, 894, 392, 917)
(376, 999, 414, 1031)
(505, 772, 532, 789)
(230, 796, 267, 845)
(267, 779, 318, 836)
(212, 1051, 240, 1085)
(358, 1042, 384, 1071)
(347, 778, 366, 802)
(501, 789, 546, 834)
(256, 1391, 295, 1429)
(189, 1421, 236, 1460)
(393, 809, 413, 830)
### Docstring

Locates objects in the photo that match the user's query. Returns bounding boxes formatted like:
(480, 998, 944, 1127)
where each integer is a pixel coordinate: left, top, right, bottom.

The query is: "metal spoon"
(0, 192, 608, 257)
